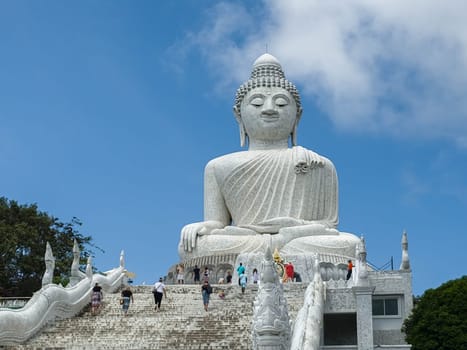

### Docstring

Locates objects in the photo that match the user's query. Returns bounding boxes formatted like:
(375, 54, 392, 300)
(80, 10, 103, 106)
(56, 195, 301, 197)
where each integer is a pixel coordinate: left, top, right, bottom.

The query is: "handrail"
(367, 256, 394, 271)
(0, 265, 126, 345)
(0, 297, 31, 309)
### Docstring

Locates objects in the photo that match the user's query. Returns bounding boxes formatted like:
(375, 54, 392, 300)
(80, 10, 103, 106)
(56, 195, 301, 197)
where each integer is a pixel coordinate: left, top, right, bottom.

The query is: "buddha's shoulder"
(205, 148, 335, 173)
(205, 148, 334, 165)
(205, 151, 253, 170)
(294, 146, 335, 168)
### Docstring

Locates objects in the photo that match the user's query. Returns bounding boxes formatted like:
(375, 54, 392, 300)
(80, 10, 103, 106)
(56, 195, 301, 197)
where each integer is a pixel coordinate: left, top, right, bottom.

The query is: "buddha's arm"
(204, 160, 231, 225)
(180, 161, 230, 252)
(321, 159, 339, 228)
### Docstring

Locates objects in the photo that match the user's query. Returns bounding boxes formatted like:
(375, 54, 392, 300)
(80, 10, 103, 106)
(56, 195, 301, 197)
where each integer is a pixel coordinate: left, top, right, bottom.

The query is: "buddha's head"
(234, 54, 302, 147)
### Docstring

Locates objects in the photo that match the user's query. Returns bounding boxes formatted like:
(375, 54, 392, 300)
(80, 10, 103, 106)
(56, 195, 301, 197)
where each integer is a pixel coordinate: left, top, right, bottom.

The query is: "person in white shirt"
(152, 277, 167, 311)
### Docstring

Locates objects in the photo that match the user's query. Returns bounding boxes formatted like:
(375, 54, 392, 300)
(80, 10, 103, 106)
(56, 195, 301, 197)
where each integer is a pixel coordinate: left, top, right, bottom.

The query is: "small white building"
(322, 269, 412, 349)
(249, 231, 413, 350)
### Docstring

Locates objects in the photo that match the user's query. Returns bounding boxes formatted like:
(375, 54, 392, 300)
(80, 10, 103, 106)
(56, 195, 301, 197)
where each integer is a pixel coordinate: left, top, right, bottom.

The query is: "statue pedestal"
(167, 253, 239, 284)
(234, 251, 355, 285)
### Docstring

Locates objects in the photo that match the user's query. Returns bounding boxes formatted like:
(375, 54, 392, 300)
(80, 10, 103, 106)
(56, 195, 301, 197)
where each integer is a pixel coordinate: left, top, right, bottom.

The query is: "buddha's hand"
(268, 221, 339, 248)
(180, 220, 224, 252)
(245, 217, 307, 234)
(278, 222, 338, 239)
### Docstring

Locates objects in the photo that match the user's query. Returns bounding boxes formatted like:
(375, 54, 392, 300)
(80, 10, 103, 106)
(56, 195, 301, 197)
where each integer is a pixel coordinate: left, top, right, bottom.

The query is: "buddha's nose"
(262, 99, 277, 115)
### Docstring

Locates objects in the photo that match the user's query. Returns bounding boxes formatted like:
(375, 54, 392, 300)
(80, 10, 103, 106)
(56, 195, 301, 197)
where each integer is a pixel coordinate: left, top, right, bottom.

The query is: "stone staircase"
(3, 284, 308, 350)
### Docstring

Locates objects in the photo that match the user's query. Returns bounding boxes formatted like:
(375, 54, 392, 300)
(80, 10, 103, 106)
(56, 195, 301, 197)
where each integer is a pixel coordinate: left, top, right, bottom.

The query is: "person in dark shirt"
(193, 265, 201, 284)
(201, 280, 213, 311)
(226, 271, 232, 284)
(120, 287, 134, 316)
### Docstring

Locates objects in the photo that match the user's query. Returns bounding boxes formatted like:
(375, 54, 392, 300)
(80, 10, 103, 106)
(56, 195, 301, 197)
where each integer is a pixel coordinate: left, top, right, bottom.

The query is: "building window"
(323, 313, 357, 345)
(372, 297, 399, 316)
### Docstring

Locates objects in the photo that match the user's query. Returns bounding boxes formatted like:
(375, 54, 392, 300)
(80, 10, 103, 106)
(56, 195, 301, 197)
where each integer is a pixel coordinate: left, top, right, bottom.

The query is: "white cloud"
(187, 0, 467, 147)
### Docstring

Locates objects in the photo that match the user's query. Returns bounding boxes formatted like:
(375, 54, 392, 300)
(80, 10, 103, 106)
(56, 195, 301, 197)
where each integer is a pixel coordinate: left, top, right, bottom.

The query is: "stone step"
(5, 283, 308, 349)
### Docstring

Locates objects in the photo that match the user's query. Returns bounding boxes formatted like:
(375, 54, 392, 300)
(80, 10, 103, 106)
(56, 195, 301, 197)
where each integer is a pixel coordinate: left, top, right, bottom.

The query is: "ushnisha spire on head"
(234, 53, 302, 113)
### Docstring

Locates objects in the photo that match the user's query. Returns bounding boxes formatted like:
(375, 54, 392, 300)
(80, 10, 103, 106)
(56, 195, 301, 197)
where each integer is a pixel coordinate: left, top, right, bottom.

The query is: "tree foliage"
(0, 197, 101, 297)
(402, 276, 467, 350)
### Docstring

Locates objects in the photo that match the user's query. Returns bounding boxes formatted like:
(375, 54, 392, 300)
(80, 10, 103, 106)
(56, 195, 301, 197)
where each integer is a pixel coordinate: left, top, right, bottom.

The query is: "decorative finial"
(86, 256, 93, 279)
(42, 242, 55, 286)
(72, 239, 79, 254)
(273, 247, 282, 263)
(120, 250, 125, 268)
(359, 236, 367, 256)
(400, 230, 410, 270)
(69, 239, 85, 286)
(313, 256, 321, 282)
(357, 236, 369, 285)
(44, 242, 54, 262)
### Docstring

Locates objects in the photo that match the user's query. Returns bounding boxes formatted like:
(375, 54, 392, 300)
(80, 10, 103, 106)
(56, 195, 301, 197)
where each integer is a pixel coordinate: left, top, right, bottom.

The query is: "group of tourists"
(118, 277, 167, 316)
(90, 282, 134, 317)
(91, 258, 329, 316)
(198, 262, 250, 311)
(89, 278, 166, 317)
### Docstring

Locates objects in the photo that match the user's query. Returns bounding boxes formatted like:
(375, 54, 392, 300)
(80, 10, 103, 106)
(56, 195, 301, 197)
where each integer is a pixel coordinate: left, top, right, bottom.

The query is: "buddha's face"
(239, 86, 298, 142)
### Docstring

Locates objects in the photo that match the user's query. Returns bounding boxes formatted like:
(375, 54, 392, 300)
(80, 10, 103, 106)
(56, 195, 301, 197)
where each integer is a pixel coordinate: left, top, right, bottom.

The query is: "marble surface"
(178, 53, 359, 263)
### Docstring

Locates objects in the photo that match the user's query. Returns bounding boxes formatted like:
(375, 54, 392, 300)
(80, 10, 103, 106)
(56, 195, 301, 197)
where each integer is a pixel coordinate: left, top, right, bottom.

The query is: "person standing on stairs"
(252, 268, 259, 284)
(236, 262, 245, 286)
(285, 261, 295, 283)
(176, 264, 185, 284)
(121, 287, 134, 316)
(346, 260, 354, 281)
(226, 271, 233, 284)
(239, 273, 247, 294)
(91, 282, 103, 316)
(203, 266, 210, 282)
(201, 280, 213, 311)
(193, 265, 201, 284)
(152, 277, 167, 312)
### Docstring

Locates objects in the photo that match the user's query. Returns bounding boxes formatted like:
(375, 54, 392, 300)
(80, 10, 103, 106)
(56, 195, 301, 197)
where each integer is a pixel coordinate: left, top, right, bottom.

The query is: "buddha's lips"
(261, 116, 279, 122)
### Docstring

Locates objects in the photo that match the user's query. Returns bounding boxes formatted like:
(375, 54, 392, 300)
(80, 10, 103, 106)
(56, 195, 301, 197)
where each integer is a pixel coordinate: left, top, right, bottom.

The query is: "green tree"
(402, 276, 467, 350)
(0, 197, 102, 297)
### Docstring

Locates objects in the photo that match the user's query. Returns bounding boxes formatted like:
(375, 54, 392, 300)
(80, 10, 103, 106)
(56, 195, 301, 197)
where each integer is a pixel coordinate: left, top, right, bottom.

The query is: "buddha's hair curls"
(234, 60, 301, 112)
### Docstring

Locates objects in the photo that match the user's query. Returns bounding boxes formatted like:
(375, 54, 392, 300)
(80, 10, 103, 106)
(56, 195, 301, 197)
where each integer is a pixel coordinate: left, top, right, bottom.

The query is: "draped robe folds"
(221, 146, 338, 229)
(179, 147, 362, 260)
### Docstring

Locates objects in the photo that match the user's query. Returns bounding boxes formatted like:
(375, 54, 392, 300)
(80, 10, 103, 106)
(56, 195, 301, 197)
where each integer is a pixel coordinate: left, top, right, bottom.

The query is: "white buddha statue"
(179, 53, 359, 262)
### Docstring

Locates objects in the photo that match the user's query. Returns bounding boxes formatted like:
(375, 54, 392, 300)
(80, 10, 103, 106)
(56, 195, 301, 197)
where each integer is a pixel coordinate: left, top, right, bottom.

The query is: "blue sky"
(1, 0, 466, 296)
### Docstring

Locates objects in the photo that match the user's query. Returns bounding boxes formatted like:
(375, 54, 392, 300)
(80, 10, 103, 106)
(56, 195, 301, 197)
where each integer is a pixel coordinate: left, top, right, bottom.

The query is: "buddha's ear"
(233, 106, 247, 147)
(291, 107, 303, 146)
(233, 105, 241, 122)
